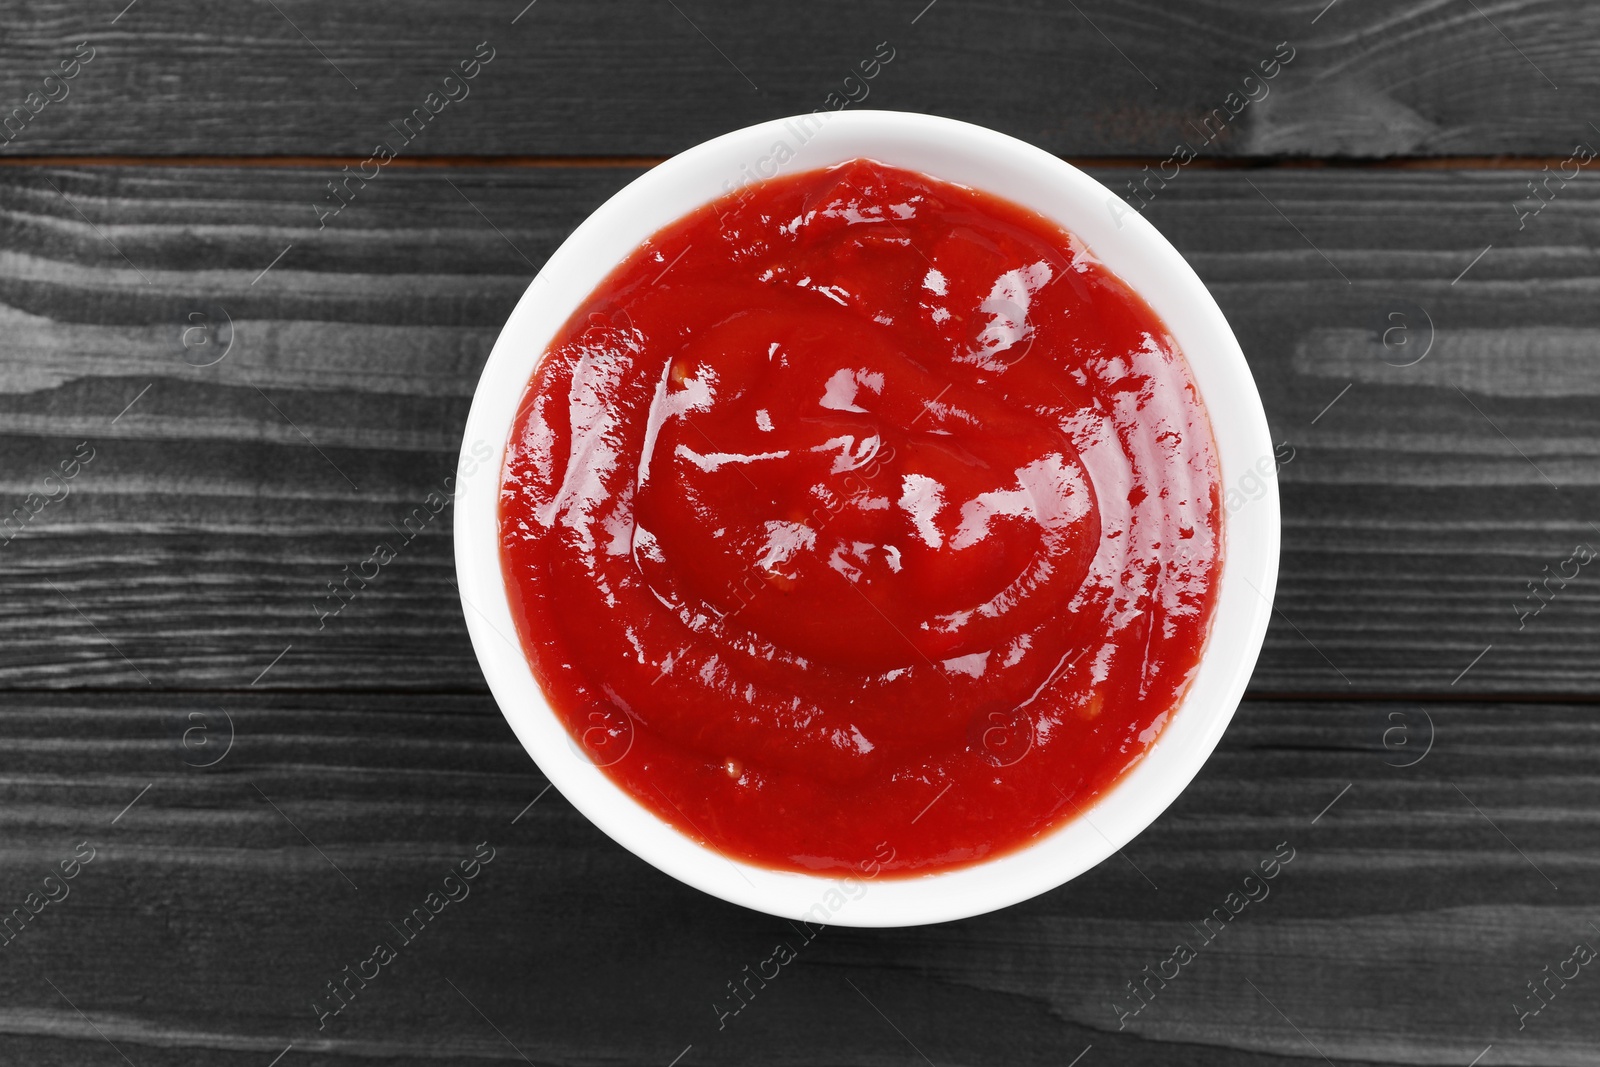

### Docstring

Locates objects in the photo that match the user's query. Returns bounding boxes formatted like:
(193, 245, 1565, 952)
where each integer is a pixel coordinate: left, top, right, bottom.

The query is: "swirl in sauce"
(501, 159, 1222, 874)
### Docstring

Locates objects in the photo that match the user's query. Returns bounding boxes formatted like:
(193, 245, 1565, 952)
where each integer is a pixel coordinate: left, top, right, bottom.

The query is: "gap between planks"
(4, 687, 1600, 705)
(0, 153, 1586, 170)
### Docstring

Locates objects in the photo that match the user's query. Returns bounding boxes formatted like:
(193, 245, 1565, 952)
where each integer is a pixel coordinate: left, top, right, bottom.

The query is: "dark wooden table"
(3, 1, 1598, 1063)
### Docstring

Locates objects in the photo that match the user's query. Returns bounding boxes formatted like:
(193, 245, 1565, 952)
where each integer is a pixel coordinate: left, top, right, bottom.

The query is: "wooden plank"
(0, 0, 1591, 159)
(0, 692, 1593, 1064)
(1, 164, 1598, 695)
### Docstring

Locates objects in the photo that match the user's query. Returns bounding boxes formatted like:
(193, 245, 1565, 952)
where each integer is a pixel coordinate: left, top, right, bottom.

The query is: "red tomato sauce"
(500, 159, 1222, 875)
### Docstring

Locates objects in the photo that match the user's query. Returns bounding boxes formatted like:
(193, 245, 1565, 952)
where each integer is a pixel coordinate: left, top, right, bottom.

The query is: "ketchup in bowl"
(500, 159, 1222, 875)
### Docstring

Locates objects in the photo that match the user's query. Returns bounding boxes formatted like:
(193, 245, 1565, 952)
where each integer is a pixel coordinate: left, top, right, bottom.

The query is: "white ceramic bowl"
(455, 110, 1279, 927)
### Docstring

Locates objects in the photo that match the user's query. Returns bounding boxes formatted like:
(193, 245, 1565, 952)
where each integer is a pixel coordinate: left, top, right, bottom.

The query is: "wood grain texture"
(0, 0, 1590, 159)
(0, 693, 1592, 1064)
(3, 3, 1592, 1063)
(2, 164, 1597, 695)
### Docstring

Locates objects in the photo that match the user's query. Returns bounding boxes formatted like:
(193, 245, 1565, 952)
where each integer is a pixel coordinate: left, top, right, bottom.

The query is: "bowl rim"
(454, 109, 1280, 927)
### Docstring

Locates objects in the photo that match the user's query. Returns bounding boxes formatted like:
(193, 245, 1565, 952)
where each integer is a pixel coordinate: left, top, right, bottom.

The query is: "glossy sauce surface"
(501, 159, 1222, 874)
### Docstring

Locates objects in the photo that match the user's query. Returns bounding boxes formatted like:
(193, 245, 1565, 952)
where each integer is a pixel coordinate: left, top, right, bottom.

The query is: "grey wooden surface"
(0, 0, 1588, 159)
(0, 693, 1591, 1064)
(4, 165, 1594, 696)
(2, 1, 1599, 1064)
